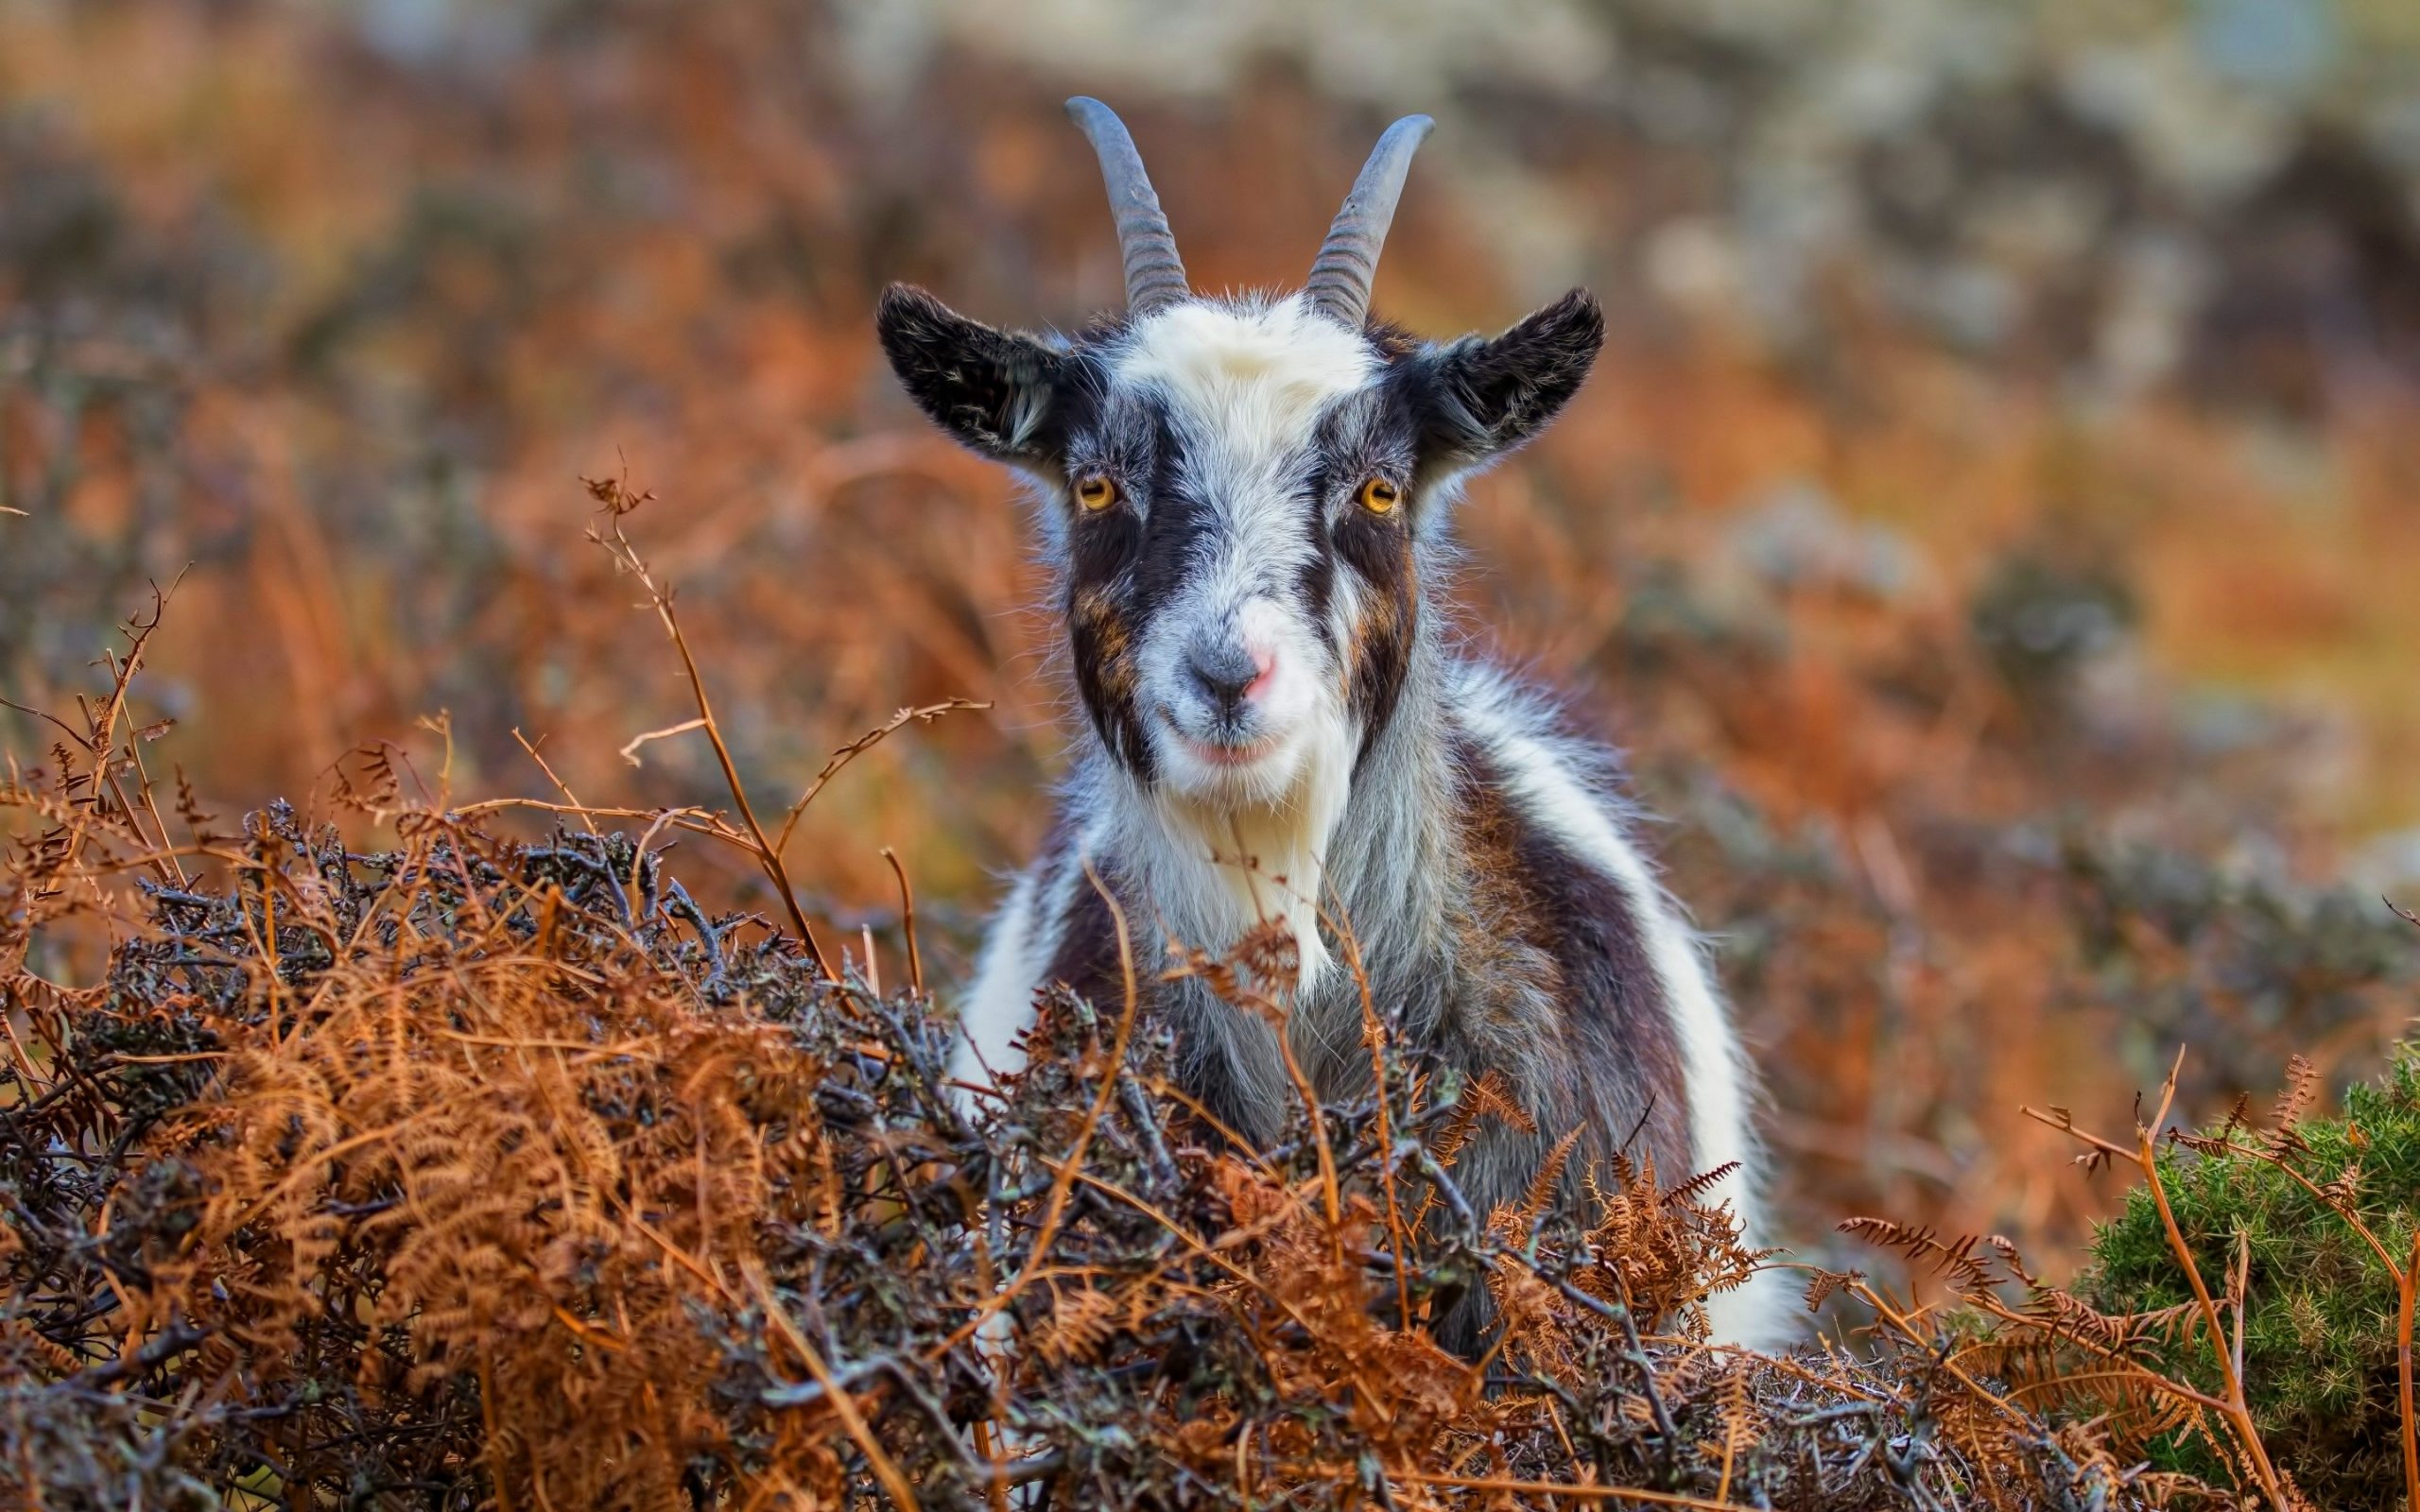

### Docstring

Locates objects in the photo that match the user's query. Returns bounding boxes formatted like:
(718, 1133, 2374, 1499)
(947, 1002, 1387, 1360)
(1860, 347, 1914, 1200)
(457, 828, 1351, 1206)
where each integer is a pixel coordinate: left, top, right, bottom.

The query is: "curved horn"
(1065, 96, 1189, 314)
(1305, 114, 1434, 328)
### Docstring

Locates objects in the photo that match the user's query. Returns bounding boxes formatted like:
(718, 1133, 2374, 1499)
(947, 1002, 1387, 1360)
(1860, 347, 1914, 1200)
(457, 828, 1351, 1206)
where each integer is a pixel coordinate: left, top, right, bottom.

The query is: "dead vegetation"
(0, 541, 2369, 1512)
(3, 440, 2413, 1507)
(0, 635, 2201, 1511)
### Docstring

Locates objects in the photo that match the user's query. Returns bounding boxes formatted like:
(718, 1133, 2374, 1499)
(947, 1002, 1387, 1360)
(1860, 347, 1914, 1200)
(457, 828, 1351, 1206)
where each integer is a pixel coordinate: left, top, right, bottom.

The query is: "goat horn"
(1065, 96, 1189, 315)
(1305, 114, 1434, 329)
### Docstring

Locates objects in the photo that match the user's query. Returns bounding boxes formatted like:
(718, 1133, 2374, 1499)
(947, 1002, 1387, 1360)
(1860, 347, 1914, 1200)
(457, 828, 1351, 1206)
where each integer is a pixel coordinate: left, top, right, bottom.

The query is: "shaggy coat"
(877, 110, 1783, 1347)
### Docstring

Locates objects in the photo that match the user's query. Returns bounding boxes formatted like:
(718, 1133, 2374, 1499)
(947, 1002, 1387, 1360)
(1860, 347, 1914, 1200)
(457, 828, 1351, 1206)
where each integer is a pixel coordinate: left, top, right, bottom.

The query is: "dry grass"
(1, 593, 2261, 1510)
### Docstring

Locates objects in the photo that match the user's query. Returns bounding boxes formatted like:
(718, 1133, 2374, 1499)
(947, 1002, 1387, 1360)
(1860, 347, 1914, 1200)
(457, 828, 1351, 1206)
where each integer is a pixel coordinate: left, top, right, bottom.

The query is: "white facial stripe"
(1117, 294, 1371, 590)
(1099, 296, 1380, 984)
(1113, 292, 1374, 656)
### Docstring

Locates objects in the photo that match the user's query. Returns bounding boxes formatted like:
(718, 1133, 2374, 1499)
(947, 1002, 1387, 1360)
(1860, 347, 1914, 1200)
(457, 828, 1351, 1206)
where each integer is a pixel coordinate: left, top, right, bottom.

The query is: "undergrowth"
(0, 595, 2208, 1510)
(0, 800, 2152, 1508)
(9, 495, 2411, 1508)
(2084, 1048, 2420, 1508)
(1844, 1038, 2420, 1512)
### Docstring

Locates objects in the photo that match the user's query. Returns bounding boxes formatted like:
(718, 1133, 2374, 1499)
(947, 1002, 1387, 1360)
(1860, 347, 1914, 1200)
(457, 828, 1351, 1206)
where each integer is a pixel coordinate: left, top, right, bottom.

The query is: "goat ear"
(1409, 288, 1604, 471)
(876, 284, 1070, 470)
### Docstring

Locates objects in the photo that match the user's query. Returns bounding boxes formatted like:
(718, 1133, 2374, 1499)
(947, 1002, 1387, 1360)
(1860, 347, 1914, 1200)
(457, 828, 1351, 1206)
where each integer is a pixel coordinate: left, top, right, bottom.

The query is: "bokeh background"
(8, 0, 2420, 1285)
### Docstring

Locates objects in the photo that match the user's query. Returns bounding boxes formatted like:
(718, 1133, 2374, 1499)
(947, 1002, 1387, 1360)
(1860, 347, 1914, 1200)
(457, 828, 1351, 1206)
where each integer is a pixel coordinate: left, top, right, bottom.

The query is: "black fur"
(1512, 811, 1692, 1175)
(874, 284, 1075, 469)
(1043, 863, 1129, 1010)
(1331, 507, 1416, 760)
(1059, 398, 1219, 782)
(1397, 288, 1606, 472)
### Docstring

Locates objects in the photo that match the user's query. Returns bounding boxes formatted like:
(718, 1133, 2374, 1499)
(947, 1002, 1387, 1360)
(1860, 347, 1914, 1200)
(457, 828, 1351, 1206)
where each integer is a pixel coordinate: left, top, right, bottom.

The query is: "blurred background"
(6, 0, 2420, 1284)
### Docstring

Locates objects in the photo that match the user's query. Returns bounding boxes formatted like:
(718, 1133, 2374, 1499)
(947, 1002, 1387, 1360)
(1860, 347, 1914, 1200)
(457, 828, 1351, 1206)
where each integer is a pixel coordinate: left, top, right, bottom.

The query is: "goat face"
(876, 140, 1605, 817)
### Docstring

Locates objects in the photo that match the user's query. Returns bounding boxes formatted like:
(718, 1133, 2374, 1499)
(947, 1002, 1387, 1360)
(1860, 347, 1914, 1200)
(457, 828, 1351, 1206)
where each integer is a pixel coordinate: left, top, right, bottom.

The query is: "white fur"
(948, 816, 1104, 1094)
(1112, 295, 1375, 989)
(1112, 296, 1374, 440)
(1129, 699, 1357, 989)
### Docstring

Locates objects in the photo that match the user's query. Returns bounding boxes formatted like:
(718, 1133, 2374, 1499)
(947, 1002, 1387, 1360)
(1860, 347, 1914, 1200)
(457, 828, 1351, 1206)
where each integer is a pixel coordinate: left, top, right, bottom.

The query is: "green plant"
(2084, 1048, 2420, 1508)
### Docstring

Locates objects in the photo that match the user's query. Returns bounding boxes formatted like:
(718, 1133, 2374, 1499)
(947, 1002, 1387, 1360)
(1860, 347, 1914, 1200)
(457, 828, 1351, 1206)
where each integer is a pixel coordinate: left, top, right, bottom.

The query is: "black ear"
(876, 284, 1072, 470)
(1407, 288, 1604, 471)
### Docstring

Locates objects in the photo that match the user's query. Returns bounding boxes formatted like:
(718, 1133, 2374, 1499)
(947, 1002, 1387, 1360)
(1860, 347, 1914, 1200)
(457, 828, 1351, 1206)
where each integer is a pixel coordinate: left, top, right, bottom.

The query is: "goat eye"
(1073, 473, 1118, 512)
(1355, 476, 1400, 515)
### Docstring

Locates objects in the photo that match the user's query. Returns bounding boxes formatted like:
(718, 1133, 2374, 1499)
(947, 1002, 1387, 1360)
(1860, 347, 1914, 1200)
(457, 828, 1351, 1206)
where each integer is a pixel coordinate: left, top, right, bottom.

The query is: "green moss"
(2083, 1048, 2420, 1507)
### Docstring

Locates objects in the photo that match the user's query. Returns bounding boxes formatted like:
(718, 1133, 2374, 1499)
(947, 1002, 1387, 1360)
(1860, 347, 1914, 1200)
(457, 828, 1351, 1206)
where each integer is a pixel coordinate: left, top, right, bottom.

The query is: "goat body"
(879, 101, 1786, 1346)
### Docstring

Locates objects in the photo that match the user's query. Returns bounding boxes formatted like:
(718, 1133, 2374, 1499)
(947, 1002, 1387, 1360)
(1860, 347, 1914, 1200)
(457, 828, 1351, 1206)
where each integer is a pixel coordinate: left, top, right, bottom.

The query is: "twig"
(741, 1262, 921, 1511)
(511, 729, 596, 835)
(450, 798, 744, 849)
(772, 698, 988, 853)
(2018, 1104, 2135, 1167)
(1322, 880, 1412, 1328)
(114, 677, 186, 888)
(2229, 1228, 2251, 1400)
(2402, 1226, 2420, 1512)
(1292, 1466, 1744, 1508)
(1715, 1368, 1743, 1503)
(880, 847, 924, 995)
(2135, 1048, 2288, 1509)
(618, 717, 709, 766)
(1551, 1272, 1683, 1454)
(62, 1320, 203, 1392)
(1845, 1280, 2031, 1427)
(584, 477, 833, 978)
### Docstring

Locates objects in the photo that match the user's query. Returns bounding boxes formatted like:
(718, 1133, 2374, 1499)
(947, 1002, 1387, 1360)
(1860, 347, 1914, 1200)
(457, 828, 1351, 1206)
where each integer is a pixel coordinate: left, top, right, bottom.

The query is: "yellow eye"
(1356, 476, 1400, 515)
(1074, 473, 1118, 512)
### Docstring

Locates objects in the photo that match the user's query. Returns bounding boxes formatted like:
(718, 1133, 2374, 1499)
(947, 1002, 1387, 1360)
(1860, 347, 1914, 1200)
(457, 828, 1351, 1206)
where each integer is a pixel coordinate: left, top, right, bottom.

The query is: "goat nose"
(1187, 641, 1263, 716)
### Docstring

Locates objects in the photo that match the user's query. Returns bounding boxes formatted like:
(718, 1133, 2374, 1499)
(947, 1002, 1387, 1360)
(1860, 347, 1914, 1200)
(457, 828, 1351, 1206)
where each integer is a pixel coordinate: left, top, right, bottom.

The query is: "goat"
(876, 99, 1788, 1346)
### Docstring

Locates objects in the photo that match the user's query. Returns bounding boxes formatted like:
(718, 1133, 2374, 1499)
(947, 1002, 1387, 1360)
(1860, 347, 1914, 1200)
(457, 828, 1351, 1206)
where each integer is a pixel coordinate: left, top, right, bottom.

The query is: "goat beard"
(1134, 702, 1357, 994)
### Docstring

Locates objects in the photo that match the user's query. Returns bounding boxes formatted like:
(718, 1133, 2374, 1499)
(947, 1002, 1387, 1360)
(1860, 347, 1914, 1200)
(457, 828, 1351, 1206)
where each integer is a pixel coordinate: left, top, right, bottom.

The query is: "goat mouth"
(1159, 713, 1283, 770)
(1178, 733, 1280, 767)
